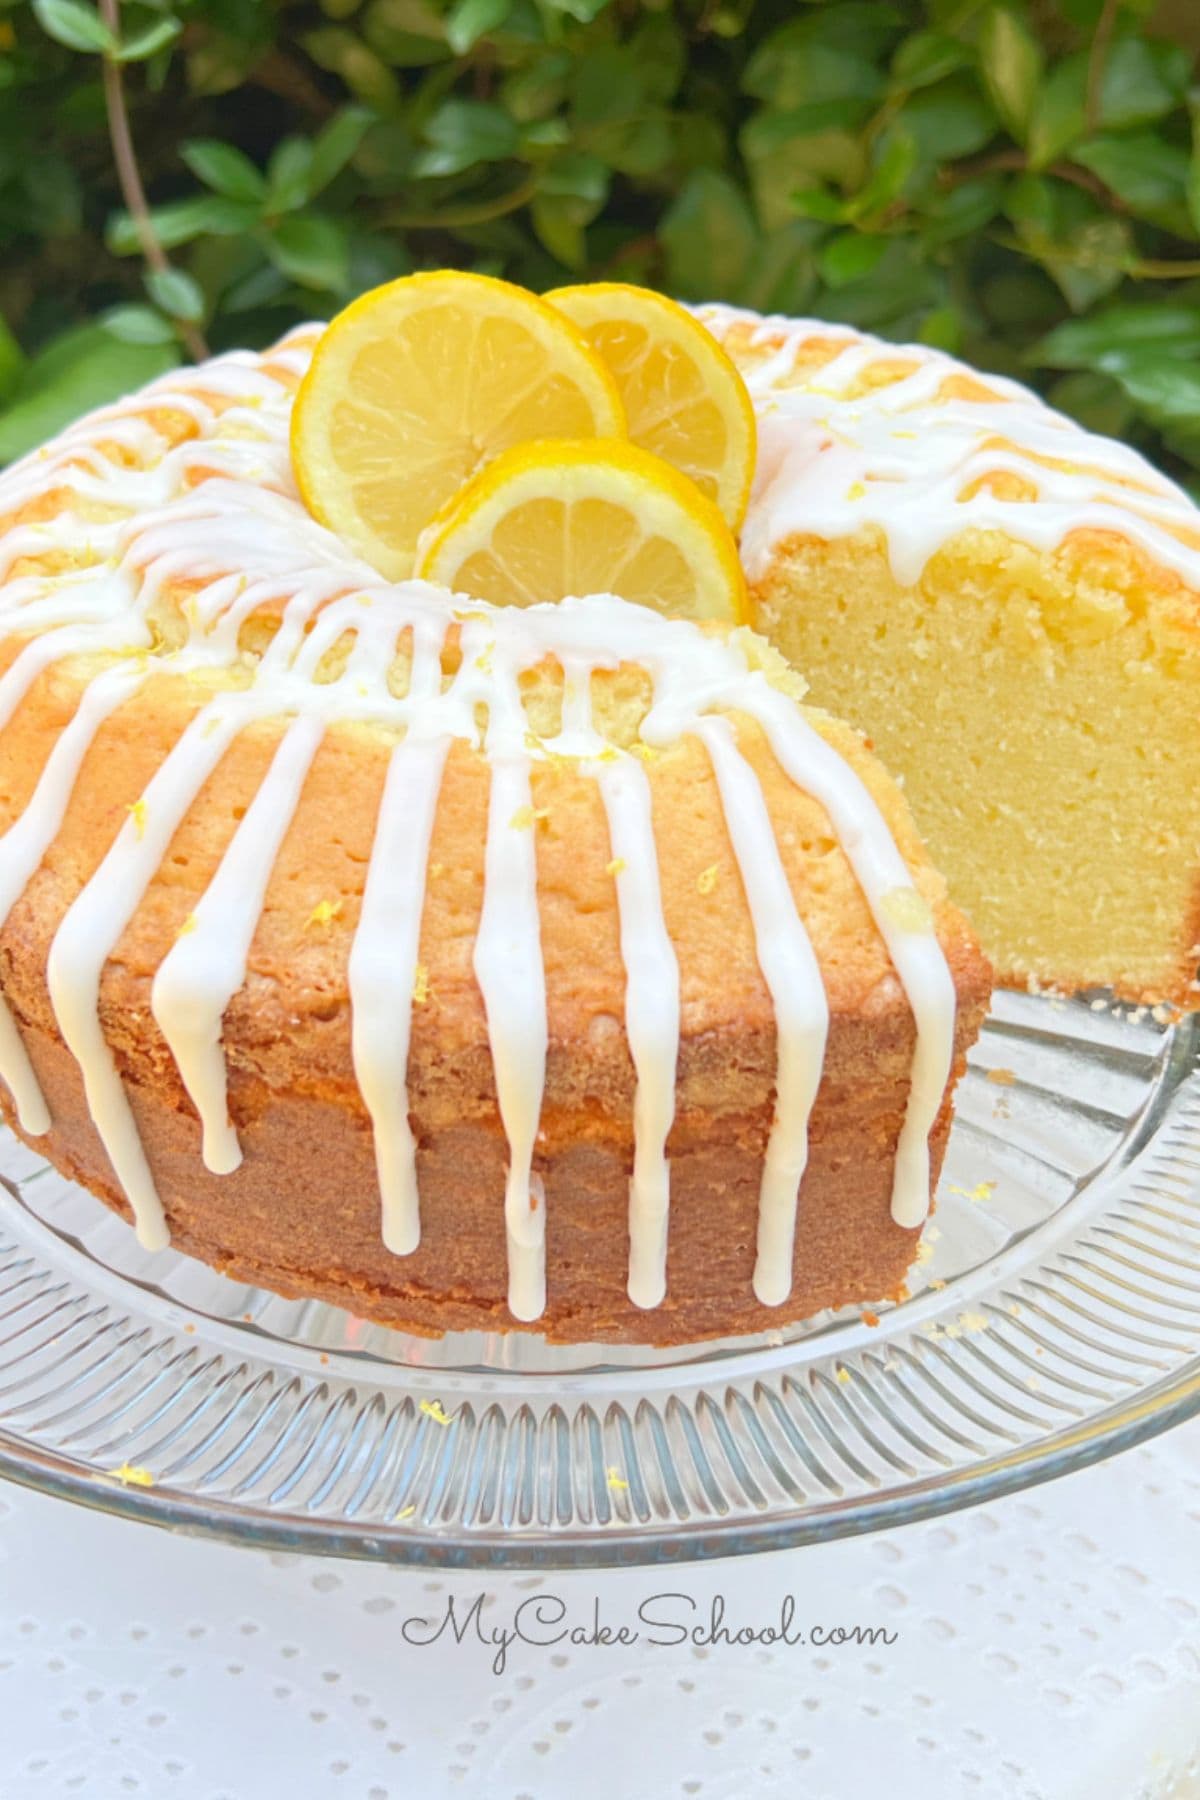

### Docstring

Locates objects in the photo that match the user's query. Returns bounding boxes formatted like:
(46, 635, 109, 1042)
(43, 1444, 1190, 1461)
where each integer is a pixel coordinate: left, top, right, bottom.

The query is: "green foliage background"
(5, 0, 1200, 483)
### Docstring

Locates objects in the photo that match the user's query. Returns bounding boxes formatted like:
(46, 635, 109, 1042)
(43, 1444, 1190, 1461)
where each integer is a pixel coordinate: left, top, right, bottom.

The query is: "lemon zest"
(419, 1398, 453, 1426)
(108, 1462, 155, 1488)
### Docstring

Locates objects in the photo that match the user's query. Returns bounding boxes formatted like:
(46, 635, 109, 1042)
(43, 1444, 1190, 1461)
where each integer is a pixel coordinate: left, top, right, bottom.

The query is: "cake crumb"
(412, 963, 429, 1005)
(949, 1180, 995, 1203)
(107, 1462, 155, 1488)
(986, 1067, 1016, 1086)
(915, 1241, 934, 1265)
(861, 1308, 880, 1328)
(419, 1398, 454, 1426)
(631, 741, 659, 763)
(696, 864, 719, 896)
(308, 898, 342, 927)
(606, 857, 627, 878)
(835, 1366, 852, 1384)
(126, 798, 148, 840)
(396, 1504, 416, 1520)
(606, 1466, 629, 1491)
(177, 913, 198, 939)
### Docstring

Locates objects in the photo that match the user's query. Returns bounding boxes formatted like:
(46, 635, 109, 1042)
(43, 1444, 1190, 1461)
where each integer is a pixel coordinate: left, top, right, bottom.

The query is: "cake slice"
(701, 303, 1200, 1011)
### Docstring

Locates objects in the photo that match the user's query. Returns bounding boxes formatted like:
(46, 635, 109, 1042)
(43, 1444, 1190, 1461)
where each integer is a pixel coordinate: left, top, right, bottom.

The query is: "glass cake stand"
(0, 986, 1196, 1567)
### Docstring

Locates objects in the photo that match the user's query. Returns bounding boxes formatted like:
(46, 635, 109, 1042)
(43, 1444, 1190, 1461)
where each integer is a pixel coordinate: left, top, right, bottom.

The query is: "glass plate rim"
(0, 988, 1198, 1568)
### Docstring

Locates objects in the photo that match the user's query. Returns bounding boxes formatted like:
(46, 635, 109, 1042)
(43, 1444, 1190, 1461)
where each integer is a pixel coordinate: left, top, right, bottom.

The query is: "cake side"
(0, 657, 988, 1344)
(700, 305, 1200, 1009)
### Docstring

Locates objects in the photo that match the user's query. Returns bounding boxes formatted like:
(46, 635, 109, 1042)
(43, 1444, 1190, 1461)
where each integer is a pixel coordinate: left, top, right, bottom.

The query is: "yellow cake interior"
(754, 525, 1200, 1007)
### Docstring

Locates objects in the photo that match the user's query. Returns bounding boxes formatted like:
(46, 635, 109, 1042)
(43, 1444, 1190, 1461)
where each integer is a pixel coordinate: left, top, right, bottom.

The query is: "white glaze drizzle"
(695, 301, 1200, 591)
(694, 715, 828, 1305)
(0, 321, 961, 1313)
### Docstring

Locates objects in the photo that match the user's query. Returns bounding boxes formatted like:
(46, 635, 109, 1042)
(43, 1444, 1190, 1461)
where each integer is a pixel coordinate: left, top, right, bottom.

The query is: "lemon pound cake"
(0, 329, 989, 1344)
(700, 303, 1200, 1011)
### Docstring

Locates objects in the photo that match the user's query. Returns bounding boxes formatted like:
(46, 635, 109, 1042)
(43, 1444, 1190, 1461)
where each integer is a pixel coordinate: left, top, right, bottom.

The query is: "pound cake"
(0, 299, 990, 1343)
(700, 303, 1200, 1010)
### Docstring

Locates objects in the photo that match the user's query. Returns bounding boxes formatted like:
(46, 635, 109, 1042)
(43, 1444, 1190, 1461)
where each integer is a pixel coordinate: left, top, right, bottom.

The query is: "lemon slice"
(545, 282, 756, 530)
(291, 270, 626, 579)
(413, 438, 748, 623)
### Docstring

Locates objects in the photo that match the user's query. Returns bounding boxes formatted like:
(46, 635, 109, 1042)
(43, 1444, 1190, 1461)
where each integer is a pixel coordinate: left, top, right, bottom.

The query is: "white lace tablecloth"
(0, 1421, 1196, 1800)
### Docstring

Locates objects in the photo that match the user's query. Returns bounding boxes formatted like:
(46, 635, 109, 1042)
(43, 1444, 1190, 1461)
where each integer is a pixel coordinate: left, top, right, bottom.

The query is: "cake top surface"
(697, 301, 1200, 590)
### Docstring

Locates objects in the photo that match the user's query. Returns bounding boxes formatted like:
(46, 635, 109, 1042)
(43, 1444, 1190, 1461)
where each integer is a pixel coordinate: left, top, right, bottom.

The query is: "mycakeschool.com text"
(399, 1592, 901, 1676)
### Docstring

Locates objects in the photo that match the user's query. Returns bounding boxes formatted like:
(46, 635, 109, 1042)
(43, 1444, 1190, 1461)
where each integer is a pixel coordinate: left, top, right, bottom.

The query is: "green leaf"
(1071, 133, 1190, 227)
(661, 170, 759, 302)
(1045, 370, 1133, 440)
(742, 106, 867, 232)
(0, 314, 24, 407)
(415, 99, 519, 177)
(115, 16, 182, 63)
(1102, 356, 1200, 428)
(144, 266, 206, 323)
(978, 6, 1043, 142)
(921, 175, 1004, 248)
(101, 303, 176, 345)
(1097, 37, 1190, 132)
(307, 106, 373, 195)
(265, 137, 314, 214)
(0, 323, 179, 465)
(743, 6, 901, 107)
(181, 139, 266, 204)
(851, 128, 917, 220)
(1026, 54, 1086, 168)
(446, 0, 511, 55)
(891, 31, 970, 93)
(107, 195, 260, 256)
(1033, 303, 1200, 371)
(32, 0, 116, 55)
(818, 231, 888, 287)
(304, 27, 403, 101)
(890, 77, 997, 167)
(265, 214, 350, 291)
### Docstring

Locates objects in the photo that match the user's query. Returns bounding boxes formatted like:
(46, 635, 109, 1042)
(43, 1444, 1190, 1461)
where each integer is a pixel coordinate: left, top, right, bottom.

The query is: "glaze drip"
(696, 302, 1200, 592)
(0, 323, 958, 1316)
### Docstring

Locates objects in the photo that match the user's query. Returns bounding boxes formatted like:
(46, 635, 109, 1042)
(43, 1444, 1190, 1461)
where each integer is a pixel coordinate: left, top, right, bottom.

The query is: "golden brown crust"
(0, 632, 990, 1343)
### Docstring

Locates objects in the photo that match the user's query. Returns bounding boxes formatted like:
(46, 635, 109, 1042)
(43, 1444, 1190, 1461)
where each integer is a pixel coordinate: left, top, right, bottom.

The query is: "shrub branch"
(97, 0, 209, 362)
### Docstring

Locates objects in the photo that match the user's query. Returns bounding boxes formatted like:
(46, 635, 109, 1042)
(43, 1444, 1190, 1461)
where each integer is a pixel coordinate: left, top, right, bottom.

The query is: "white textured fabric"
(0, 1422, 1196, 1800)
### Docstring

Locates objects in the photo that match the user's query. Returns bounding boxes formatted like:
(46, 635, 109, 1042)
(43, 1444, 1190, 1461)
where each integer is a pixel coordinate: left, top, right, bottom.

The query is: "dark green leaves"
(6, 0, 1200, 488)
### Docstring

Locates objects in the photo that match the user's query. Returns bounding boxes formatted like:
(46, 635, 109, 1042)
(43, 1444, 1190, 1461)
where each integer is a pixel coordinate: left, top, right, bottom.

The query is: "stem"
(382, 173, 539, 231)
(1085, 0, 1119, 135)
(97, 0, 209, 362)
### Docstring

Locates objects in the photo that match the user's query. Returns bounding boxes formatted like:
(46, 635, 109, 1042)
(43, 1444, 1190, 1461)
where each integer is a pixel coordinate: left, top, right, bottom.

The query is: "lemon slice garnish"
(545, 282, 756, 530)
(291, 270, 626, 579)
(414, 438, 748, 624)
